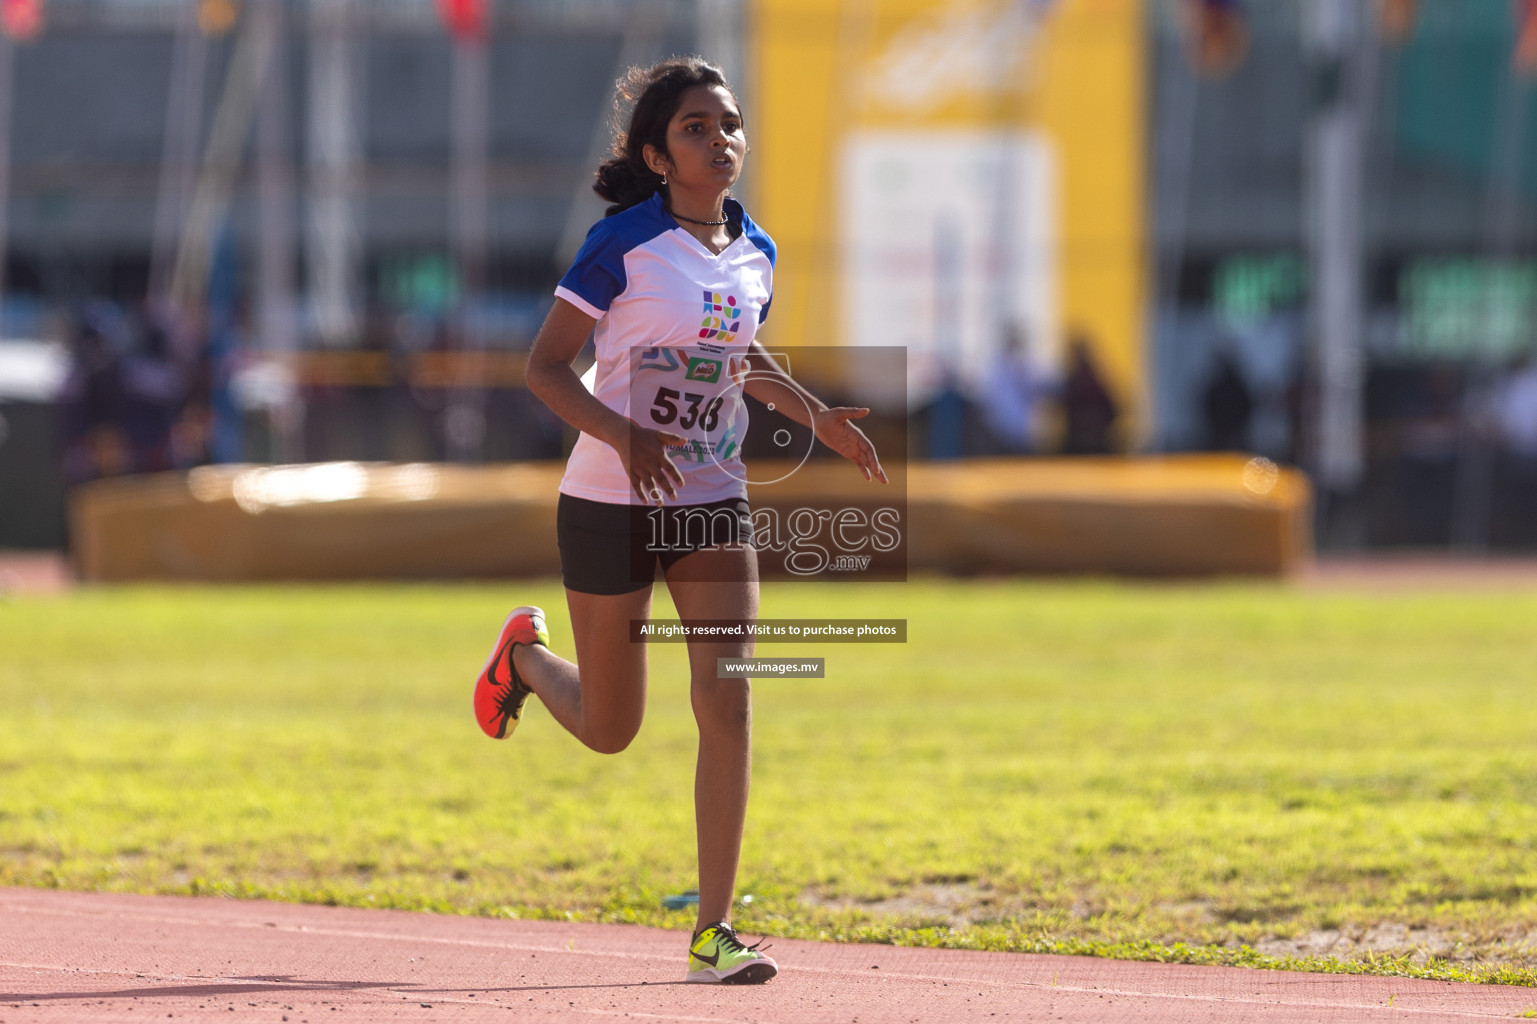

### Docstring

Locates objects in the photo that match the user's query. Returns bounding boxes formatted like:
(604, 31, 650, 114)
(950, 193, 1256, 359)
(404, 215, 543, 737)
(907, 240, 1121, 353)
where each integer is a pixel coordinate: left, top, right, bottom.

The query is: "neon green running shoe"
(686, 922, 778, 984)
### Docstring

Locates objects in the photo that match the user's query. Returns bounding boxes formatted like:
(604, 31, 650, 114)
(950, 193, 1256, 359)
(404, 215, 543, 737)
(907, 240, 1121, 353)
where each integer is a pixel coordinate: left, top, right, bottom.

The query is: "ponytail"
(593, 159, 664, 216)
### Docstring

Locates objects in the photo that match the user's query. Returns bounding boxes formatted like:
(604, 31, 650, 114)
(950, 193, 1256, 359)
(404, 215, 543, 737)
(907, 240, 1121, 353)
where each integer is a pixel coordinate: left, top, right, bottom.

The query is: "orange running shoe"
(473, 606, 549, 739)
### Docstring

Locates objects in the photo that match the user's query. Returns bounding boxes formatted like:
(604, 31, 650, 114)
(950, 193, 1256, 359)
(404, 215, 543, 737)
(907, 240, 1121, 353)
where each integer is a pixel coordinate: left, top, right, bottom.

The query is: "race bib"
(628, 345, 750, 470)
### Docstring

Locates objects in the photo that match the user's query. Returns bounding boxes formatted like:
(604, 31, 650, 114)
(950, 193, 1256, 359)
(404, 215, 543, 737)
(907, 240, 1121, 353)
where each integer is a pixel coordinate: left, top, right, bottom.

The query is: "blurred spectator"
(1489, 354, 1537, 545)
(161, 304, 214, 470)
(926, 362, 968, 461)
(1396, 364, 1464, 466)
(1495, 354, 1537, 463)
(58, 302, 132, 484)
(1366, 363, 1464, 546)
(58, 300, 199, 484)
(1060, 334, 1119, 455)
(119, 304, 193, 473)
(981, 323, 1056, 454)
(1200, 347, 1254, 451)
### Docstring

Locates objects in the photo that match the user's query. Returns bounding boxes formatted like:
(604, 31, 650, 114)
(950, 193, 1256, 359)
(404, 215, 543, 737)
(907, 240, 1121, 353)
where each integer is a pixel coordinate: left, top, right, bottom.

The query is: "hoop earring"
(660, 174, 667, 185)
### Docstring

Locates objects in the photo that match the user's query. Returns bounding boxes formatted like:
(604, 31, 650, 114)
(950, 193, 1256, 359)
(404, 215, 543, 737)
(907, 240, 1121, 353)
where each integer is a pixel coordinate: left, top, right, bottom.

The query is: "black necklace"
(667, 206, 730, 227)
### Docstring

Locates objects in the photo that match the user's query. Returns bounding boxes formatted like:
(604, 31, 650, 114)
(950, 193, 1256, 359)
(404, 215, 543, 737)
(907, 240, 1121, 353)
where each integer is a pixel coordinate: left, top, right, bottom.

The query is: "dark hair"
(593, 56, 735, 216)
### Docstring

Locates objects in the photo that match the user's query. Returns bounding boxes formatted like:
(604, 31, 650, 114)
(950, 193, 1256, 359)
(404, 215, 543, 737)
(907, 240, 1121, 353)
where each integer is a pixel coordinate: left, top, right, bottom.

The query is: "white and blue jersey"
(553, 191, 776, 505)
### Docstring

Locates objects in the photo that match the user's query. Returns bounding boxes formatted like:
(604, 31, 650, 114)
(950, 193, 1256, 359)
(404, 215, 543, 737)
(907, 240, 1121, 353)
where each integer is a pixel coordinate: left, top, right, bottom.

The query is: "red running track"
(2, 889, 1535, 1023)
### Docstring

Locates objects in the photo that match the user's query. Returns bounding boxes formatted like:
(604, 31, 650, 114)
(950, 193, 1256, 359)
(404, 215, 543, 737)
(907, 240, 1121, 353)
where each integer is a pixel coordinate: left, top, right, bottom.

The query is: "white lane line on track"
(0, 903, 680, 963)
(1, 957, 1524, 1023)
(388, 995, 753, 1024)
(3, 905, 1530, 1021)
(0, 961, 401, 991)
(0, 962, 277, 984)
(0, 962, 757, 1023)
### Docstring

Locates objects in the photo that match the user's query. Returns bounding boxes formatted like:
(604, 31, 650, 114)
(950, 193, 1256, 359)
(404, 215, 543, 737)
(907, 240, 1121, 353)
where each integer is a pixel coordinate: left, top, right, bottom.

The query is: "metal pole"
(697, 0, 738, 82)
(1305, 0, 1368, 521)
(696, 0, 742, 196)
(307, 0, 360, 348)
(0, 34, 14, 340)
(556, 0, 666, 268)
(170, 2, 277, 312)
(150, 0, 209, 304)
(256, 0, 301, 461)
(1150, 18, 1201, 452)
(1452, 69, 1532, 549)
(447, 29, 489, 462)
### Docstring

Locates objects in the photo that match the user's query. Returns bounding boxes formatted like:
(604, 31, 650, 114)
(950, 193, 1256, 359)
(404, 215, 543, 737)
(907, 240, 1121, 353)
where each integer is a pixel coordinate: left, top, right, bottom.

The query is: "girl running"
(472, 56, 886, 984)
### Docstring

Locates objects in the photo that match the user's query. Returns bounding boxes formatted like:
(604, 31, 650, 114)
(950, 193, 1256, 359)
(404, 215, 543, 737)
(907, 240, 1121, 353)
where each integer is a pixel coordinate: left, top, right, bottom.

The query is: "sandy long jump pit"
(3, 889, 1536, 1023)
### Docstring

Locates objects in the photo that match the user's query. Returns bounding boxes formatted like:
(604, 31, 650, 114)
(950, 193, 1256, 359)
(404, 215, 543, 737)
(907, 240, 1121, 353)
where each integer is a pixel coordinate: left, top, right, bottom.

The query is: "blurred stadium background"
(0, 0, 1534, 568)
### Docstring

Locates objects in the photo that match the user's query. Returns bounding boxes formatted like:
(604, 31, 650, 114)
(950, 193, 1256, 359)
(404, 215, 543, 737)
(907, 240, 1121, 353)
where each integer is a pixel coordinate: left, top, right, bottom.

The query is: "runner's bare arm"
(525, 297, 685, 503)
(740, 341, 888, 483)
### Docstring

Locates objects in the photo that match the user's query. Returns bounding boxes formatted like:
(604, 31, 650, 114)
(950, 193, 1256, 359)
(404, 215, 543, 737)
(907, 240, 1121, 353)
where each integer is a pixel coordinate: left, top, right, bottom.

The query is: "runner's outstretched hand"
(813, 407, 888, 484)
(620, 420, 688, 505)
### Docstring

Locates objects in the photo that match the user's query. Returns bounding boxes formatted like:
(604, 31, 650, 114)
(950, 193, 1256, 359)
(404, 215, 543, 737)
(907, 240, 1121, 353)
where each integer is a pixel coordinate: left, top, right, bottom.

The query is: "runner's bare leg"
(512, 586, 652, 754)
(663, 544, 759, 931)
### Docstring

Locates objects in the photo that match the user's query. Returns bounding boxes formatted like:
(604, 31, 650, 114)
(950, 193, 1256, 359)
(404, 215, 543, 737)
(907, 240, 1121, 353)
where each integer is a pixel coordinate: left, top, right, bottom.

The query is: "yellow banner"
(752, 0, 1148, 444)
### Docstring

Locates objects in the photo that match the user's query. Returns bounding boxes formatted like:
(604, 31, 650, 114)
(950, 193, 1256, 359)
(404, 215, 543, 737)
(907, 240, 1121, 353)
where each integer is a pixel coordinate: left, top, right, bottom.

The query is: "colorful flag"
(1517, 0, 1537, 76)
(0, 0, 43, 41)
(1376, 0, 1417, 45)
(437, 0, 487, 41)
(1182, 0, 1248, 77)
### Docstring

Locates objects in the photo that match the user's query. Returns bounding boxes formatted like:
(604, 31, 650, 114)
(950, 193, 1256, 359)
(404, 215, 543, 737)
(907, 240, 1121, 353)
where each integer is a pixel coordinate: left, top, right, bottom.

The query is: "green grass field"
(4, 579, 1537, 984)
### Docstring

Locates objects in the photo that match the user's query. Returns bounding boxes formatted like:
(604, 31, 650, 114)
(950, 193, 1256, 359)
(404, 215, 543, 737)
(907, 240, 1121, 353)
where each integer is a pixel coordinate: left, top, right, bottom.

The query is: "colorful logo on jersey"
(700, 291, 742, 341)
(637, 347, 681, 374)
(684, 356, 723, 383)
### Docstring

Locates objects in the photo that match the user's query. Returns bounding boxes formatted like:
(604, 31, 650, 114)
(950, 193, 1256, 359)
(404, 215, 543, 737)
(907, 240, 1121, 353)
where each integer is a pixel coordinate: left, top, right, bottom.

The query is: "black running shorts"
(556, 493, 753, 595)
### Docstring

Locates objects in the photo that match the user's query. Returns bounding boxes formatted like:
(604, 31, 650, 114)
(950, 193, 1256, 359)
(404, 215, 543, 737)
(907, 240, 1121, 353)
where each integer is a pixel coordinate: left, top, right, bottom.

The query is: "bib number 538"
(650, 386, 725, 432)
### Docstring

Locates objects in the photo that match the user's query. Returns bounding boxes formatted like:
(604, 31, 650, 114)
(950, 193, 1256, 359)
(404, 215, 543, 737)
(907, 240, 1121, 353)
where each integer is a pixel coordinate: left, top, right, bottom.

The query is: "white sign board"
(840, 130, 1057, 408)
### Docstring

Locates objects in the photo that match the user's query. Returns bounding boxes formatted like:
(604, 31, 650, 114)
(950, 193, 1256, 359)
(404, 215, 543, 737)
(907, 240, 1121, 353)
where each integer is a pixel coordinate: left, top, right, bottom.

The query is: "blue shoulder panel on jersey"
(557, 193, 676, 315)
(728, 198, 778, 324)
(731, 198, 777, 268)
